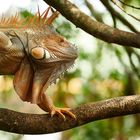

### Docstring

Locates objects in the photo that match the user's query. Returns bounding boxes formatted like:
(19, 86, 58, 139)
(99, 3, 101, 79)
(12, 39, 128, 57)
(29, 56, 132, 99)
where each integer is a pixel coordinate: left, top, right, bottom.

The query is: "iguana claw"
(50, 107, 76, 120)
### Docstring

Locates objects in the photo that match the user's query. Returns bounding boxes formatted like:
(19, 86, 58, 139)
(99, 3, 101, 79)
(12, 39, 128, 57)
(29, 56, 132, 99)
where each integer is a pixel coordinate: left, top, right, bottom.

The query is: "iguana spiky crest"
(0, 6, 59, 28)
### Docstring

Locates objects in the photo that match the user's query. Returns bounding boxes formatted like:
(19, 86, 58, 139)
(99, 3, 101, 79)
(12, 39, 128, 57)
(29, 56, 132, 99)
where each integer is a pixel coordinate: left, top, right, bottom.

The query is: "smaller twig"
(111, 0, 140, 22)
(133, 50, 140, 62)
(118, 0, 140, 10)
(100, 0, 138, 32)
(125, 48, 140, 78)
(84, 0, 103, 22)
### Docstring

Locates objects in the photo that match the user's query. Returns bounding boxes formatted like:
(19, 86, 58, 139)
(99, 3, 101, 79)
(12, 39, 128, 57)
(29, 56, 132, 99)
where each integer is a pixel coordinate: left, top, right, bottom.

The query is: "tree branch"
(44, 0, 140, 49)
(100, 0, 138, 32)
(1, 95, 140, 134)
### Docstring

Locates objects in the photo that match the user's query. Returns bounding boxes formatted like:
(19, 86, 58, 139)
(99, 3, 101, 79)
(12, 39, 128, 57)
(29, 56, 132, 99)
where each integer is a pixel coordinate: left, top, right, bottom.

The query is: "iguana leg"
(38, 93, 76, 120)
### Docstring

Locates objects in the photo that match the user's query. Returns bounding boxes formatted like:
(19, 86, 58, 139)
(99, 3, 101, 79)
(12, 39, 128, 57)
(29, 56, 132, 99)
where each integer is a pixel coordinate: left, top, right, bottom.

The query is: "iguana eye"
(30, 47, 50, 60)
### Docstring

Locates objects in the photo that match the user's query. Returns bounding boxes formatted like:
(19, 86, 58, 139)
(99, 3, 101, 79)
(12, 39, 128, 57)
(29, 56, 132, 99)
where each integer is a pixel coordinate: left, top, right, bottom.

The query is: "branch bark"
(1, 95, 140, 134)
(44, 0, 140, 49)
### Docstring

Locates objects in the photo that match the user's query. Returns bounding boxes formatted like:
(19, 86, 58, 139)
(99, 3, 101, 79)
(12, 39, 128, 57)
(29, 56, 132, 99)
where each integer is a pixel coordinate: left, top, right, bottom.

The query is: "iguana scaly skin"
(0, 7, 77, 119)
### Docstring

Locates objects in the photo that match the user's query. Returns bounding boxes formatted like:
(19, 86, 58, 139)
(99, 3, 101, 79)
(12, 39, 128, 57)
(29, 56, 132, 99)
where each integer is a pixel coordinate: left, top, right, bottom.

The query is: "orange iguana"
(0, 7, 77, 119)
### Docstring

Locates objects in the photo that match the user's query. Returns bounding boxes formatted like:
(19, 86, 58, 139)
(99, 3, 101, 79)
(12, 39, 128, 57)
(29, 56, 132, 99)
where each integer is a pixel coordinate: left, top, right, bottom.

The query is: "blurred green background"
(0, 0, 140, 139)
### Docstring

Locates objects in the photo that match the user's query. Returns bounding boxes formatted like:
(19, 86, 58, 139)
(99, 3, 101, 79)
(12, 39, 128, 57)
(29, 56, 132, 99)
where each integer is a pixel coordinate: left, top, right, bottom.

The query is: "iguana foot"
(50, 107, 76, 120)
(38, 93, 76, 120)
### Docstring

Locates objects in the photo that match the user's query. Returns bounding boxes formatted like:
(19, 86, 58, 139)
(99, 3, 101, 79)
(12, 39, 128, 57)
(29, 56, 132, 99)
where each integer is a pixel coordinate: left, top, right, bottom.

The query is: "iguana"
(0, 7, 77, 120)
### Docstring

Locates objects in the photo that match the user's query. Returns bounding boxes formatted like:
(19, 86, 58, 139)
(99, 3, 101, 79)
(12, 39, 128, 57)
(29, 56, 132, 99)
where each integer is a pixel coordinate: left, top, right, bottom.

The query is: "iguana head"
(12, 8, 77, 103)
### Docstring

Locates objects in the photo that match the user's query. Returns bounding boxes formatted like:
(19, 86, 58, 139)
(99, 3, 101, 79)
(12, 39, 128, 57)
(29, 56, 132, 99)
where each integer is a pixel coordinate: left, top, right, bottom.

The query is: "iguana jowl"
(0, 7, 77, 119)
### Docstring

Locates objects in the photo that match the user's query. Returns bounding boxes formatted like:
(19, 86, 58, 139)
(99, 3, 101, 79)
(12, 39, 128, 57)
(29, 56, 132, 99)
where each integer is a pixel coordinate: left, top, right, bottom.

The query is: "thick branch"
(0, 95, 140, 134)
(44, 0, 140, 49)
